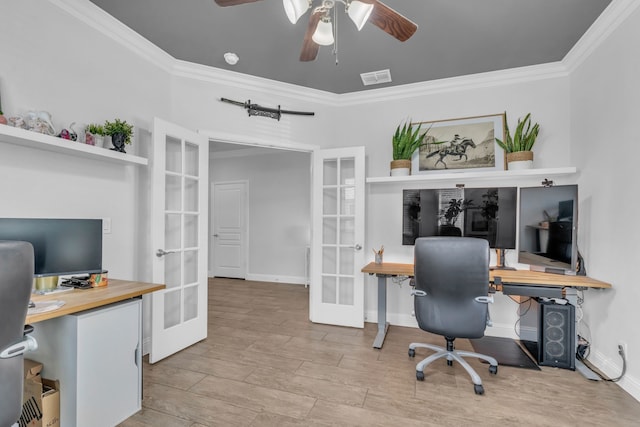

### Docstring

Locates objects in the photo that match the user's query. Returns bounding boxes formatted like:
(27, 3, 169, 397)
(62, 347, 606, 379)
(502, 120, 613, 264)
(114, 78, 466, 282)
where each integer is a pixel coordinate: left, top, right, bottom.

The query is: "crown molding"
(337, 63, 569, 106)
(563, 0, 640, 74)
(171, 60, 339, 106)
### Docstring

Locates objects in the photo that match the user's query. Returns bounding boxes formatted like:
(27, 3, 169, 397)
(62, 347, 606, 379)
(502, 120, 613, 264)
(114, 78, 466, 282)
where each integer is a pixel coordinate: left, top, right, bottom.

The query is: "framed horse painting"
(412, 113, 506, 173)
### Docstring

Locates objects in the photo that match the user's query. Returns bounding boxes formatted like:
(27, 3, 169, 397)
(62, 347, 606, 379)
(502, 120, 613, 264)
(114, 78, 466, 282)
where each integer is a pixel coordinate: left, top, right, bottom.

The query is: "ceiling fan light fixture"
(347, 1, 374, 31)
(283, 0, 310, 24)
(312, 17, 335, 46)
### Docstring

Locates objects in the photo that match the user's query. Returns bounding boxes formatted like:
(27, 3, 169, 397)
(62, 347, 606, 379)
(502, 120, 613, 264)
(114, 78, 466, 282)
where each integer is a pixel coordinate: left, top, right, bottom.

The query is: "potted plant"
(495, 113, 540, 170)
(85, 123, 106, 147)
(104, 119, 133, 153)
(391, 120, 424, 176)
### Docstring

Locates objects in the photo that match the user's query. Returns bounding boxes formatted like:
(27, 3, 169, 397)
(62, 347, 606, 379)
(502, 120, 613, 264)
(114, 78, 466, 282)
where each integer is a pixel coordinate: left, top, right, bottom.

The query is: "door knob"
(348, 244, 362, 251)
(156, 249, 177, 258)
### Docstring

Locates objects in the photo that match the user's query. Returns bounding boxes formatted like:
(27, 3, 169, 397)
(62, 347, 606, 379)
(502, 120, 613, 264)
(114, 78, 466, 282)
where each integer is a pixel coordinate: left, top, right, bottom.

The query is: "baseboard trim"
(244, 273, 307, 285)
(141, 336, 151, 356)
(590, 348, 640, 401)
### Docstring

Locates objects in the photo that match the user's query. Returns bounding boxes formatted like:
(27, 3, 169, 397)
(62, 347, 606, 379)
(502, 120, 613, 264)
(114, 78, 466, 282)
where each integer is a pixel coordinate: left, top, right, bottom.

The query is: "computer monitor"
(518, 185, 578, 274)
(402, 187, 518, 249)
(0, 218, 103, 277)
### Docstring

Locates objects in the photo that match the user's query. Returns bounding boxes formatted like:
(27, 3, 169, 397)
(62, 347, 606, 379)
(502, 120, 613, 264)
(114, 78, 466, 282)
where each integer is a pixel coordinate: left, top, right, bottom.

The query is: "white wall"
(0, 0, 171, 281)
(569, 2, 640, 399)
(210, 149, 311, 283)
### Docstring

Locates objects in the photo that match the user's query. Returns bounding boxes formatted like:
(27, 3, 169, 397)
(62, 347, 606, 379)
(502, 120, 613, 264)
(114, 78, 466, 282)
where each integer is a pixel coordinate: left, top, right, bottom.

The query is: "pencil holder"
(375, 253, 383, 264)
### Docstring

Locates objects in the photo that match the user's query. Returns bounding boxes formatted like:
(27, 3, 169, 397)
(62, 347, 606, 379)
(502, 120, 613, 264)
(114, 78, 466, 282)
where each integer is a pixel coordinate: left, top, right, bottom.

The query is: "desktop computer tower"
(538, 301, 575, 370)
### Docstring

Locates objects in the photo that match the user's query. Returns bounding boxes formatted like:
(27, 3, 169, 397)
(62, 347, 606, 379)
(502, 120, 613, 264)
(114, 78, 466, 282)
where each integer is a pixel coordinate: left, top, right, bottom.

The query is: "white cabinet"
(31, 299, 142, 427)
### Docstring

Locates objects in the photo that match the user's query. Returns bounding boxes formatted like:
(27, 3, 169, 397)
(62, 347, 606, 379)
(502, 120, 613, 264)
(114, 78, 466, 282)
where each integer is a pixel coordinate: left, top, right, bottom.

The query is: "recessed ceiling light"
(224, 52, 239, 65)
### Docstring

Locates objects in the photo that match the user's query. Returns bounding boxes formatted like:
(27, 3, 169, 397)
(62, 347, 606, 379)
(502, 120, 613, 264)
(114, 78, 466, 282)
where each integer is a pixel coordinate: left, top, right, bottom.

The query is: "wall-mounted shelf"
(0, 124, 148, 166)
(366, 167, 577, 184)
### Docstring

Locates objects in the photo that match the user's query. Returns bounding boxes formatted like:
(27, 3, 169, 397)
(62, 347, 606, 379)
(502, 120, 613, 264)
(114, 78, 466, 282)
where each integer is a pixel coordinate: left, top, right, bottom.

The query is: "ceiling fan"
(214, 0, 418, 62)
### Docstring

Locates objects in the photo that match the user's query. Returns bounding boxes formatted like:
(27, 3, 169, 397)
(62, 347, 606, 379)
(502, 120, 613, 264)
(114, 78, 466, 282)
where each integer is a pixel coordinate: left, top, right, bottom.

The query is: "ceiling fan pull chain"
(333, 4, 339, 65)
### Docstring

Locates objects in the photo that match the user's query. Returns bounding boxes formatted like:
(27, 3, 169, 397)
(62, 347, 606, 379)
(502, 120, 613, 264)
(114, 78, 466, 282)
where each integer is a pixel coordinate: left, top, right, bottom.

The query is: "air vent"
(360, 69, 392, 86)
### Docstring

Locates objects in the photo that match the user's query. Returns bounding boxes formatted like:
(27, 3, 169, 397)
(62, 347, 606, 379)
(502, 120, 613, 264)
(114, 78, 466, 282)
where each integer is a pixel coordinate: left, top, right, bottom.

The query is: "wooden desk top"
(361, 262, 611, 289)
(26, 279, 165, 324)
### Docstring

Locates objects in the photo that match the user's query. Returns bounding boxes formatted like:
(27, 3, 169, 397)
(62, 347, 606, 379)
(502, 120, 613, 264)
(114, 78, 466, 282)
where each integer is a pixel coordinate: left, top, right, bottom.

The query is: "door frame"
(209, 179, 249, 278)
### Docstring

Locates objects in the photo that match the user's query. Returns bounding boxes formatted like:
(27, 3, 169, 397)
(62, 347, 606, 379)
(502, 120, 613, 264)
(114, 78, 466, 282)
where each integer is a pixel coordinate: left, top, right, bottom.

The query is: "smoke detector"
(224, 52, 239, 65)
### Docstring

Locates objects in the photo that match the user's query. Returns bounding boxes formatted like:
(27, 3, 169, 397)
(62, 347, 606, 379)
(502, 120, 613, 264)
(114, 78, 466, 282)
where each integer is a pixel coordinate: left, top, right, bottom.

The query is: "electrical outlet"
(103, 218, 112, 234)
(618, 342, 628, 358)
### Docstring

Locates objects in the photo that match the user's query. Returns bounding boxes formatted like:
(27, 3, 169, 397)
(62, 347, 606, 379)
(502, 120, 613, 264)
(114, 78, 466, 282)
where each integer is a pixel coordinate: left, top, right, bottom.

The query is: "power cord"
(513, 297, 532, 338)
(578, 344, 627, 382)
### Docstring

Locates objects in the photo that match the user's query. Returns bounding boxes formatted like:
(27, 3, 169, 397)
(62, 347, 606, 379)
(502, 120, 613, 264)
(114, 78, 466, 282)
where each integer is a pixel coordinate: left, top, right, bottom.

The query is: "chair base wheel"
(474, 384, 484, 395)
(408, 348, 415, 358)
(416, 370, 425, 381)
(489, 365, 498, 375)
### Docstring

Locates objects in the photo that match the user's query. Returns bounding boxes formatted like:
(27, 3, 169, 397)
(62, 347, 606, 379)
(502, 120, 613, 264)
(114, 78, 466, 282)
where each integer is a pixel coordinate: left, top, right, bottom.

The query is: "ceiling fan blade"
(366, 1, 418, 42)
(214, 0, 263, 6)
(300, 12, 322, 62)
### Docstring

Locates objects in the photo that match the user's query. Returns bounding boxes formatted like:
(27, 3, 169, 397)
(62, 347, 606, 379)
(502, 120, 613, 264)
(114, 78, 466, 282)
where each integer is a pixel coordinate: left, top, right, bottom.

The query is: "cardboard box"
(41, 379, 60, 427)
(19, 359, 60, 427)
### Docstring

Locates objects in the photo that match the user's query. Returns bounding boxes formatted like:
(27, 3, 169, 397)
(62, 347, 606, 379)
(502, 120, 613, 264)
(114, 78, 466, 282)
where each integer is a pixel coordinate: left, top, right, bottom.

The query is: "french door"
(310, 147, 365, 327)
(149, 118, 209, 363)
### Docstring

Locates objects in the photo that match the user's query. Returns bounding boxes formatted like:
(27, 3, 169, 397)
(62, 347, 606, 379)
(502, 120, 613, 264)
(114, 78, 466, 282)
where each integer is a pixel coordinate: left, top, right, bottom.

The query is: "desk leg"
(373, 275, 390, 349)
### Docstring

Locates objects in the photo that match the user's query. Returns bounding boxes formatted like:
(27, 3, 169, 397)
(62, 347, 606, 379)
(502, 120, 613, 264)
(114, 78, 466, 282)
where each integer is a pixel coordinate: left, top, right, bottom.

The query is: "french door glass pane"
(164, 289, 181, 328)
(165, 175, 182, 211)
(340, 158, 355, 184)
(341, 187, 355, 215)
(323, 218, 337, 244)
(339, 217, 354, 245)
(183, 285, 198, 321)
(339, 249, 354, 275)
(184, 177, 198, 212)
(165, 136, 182, 173)
(184, 250, 198, 285)
(339, 277, 354, 305)
(322, 276, 337, 304)
(322, 246, 336, 274)
(165, 252, 181, 289)
(323, 159, 337, 185)
(184, 214, 198, 247)
(323, 188, 337, 215)
(184, 142, 199, 176)
(165, 213, 181, 249)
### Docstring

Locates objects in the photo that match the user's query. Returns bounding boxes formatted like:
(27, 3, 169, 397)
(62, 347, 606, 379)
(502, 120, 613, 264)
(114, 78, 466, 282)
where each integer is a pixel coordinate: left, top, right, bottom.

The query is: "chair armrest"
(0, 326, 38, 359)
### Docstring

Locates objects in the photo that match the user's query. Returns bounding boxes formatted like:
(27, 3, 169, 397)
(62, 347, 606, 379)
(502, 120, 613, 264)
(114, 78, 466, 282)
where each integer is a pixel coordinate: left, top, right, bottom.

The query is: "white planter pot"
(507, 159, 534, 170)
(506, 151, 534, 170)
(390, 159, 411, 176)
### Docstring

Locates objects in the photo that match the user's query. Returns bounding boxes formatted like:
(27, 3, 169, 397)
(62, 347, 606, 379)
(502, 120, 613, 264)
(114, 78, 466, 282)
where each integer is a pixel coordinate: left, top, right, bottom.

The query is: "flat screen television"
(403, 187, 518, 250)
(518, 185, 578, 274)
(0, 218, 103, 277)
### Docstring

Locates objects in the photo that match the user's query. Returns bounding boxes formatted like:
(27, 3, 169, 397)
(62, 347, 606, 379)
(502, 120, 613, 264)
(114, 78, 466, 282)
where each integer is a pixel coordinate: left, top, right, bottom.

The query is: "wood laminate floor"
(120, 278, 640, 426)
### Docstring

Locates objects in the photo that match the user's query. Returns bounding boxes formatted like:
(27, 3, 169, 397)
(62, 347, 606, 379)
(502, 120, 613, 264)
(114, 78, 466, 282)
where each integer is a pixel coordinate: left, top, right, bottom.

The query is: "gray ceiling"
(89, 0, 611, 94)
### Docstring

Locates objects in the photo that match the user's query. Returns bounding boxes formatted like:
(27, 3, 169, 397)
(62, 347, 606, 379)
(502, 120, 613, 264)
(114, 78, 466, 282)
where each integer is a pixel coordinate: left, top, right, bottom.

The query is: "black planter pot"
(110, 132, 127, 153)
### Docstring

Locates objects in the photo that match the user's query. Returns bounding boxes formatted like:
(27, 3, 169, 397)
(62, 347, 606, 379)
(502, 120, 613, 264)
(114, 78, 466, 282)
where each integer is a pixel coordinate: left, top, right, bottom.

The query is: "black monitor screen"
(403, 187, 517, 248)
(518, 185, 578, 274)
(0, 218, 102, 277)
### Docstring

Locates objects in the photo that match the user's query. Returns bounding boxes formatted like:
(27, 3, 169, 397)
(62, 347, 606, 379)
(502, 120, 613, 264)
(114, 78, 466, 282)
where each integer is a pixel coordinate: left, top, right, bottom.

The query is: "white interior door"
(150, 118, 209, 363)
(212, 181, 246, 278)
(310, 147, 365, 328)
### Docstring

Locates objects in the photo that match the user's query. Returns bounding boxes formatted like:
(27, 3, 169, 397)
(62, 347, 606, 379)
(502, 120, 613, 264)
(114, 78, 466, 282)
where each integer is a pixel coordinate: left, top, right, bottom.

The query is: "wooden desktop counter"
(27, 279, 165, 324)
(361, 262, 610, 349)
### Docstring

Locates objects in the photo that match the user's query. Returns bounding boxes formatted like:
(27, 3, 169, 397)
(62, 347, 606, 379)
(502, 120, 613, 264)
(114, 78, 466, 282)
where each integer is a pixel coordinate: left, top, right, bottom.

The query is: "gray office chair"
(408, 237, 497, 395)
(0, 241, 38, 427)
